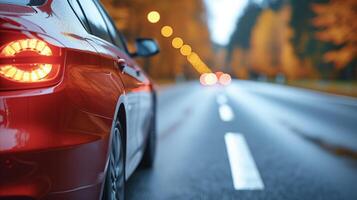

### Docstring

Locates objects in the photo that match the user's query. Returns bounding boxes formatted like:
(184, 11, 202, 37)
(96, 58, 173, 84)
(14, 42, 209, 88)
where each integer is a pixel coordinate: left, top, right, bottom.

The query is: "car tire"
(102, 120, 125, 200)
(140, 112, 156, 168)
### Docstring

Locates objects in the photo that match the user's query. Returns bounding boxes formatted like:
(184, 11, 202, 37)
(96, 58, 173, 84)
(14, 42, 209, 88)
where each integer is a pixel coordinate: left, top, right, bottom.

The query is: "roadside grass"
(153, 78, 357, 98)
(287, 80, 357, 98)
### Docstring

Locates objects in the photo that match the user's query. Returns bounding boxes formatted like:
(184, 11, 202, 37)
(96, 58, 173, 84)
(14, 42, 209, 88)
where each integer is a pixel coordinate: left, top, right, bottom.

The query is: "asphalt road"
(126, 80, 357, 200)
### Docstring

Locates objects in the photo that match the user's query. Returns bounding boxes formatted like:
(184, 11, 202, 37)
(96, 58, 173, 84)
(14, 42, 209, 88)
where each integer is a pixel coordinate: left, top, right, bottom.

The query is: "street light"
(147, 11, 160, 23)
(172, 37, 183, 49)
(161, 26, 173, 37)
(145, 9, 213, 76)
(180, 44, 192, 56)
(187, 52, 200, 65)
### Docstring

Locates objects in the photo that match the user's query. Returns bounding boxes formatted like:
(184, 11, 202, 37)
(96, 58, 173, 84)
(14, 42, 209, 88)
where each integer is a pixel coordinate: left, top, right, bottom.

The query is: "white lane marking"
(216, 94, 234, 122)
(219, 104, 234, 122)
(225, 133, 264, 190)
(216, 94, 228, 105)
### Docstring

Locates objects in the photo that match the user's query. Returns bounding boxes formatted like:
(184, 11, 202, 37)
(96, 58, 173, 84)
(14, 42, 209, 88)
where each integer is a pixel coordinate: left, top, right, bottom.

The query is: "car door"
(92, 1, 146, 166)
(136, 69, 154, 151)
(74, 0, 142, 165)
(94, 1, 154, 161)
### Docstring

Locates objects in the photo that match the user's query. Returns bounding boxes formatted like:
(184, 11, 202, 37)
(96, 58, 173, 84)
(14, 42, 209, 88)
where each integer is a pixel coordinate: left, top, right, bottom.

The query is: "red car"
(0, 0, 158, 199)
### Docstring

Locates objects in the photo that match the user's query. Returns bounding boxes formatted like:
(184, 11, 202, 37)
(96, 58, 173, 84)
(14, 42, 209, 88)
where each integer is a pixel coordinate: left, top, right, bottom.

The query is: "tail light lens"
(0, 31, 63, 90)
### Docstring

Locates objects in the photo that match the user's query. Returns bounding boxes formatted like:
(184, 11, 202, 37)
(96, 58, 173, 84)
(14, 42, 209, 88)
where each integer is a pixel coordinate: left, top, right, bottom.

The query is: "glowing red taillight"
(0, 63, 54, 83)
(0, 31, 63, 90)
(1, 38, 52, 57)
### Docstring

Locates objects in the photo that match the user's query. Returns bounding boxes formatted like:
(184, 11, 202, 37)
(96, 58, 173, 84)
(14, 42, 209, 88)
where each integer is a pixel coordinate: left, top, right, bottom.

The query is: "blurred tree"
(229, 48, 249, 79)
(249, 9, 277, 77)
(228, 2, 300, 80)
(228, 3, 262, 51)
(289, 0, 334, 79)
(249, 5, 300, 80)
(212, 47, 228, 72)
(278, 6, 301, 80)
(227, 3, 262, 79)
(311, 0, 357, 70)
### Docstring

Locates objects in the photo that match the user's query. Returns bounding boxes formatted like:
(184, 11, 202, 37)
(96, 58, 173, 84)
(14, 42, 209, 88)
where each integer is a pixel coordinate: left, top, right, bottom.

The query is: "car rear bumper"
(0, 86, 112, 199)
(0, 137, 108, 199)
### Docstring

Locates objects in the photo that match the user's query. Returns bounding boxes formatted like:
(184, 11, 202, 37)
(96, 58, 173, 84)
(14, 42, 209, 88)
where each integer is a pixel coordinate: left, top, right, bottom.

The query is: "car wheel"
(140, 112, 156, 168)
(103, 120, 125, 200)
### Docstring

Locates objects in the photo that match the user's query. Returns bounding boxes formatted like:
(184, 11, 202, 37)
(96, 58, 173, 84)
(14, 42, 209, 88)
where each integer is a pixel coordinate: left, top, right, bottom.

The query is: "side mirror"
(132, 38, 159, 57)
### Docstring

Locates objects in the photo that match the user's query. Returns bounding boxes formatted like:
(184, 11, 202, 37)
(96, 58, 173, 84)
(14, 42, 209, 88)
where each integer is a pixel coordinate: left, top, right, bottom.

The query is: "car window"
(94, 1, 127, 51)
(67, 0, 89, 32)
(77, 0, 112, 43)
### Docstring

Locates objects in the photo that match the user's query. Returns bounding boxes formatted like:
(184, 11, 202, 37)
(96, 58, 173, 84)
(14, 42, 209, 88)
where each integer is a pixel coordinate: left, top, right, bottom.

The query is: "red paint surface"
(0, 0, 155, 199)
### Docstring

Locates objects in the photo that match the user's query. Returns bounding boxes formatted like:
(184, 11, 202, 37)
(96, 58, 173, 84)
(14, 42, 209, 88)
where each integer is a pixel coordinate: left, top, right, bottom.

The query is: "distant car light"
(200, 73, 208, 85)
(205, 73, 218, 86)
(219, 73, 232, 86)
(215, 71, 224, 79)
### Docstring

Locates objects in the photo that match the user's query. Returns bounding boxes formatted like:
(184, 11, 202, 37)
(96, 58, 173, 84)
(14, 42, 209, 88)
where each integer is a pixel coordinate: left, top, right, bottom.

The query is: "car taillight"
(0, 31, 63, 90)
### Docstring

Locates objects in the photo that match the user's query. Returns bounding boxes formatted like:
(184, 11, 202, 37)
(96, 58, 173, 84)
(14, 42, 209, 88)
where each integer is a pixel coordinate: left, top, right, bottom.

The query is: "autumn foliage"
(311, 0, 357, 69)
(102, 0, 356, 81)
(229, 5, 302, 80)
(228, 0, 356, 80)
(250, 6, 300, 79)
(101, 0, 213, 80)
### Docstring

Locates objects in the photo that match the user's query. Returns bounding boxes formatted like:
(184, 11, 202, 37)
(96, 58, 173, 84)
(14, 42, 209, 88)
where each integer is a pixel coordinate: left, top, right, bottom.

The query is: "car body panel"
(0, 0, 155, 199)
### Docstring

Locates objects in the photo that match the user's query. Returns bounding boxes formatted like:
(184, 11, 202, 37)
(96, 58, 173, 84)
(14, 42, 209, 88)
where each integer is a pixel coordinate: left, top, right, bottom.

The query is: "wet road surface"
(127, 80, 357, 200)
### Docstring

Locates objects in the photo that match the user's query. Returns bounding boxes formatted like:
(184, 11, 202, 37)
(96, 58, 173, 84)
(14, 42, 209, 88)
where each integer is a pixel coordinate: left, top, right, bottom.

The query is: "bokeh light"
(187, 52, 200, 65)
(219, 73, 232, 86)
(172, 37, 184, 49)
(200, 73, 217, 86)
(205, 73, 218, 86)
(200, 73, 208, 86)
(180, 44, 192, 56)
(161, 26, 173, 37)
(147, 11, 160, 23)
(215, 71, 224, 79)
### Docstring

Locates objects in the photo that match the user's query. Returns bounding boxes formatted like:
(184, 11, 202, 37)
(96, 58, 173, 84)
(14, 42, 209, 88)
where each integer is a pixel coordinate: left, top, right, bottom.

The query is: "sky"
(203, 0, 263, 46)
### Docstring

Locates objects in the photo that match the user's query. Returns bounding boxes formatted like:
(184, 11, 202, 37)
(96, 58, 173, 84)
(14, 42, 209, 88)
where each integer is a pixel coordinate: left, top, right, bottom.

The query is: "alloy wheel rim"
(109, 124, 124, 200)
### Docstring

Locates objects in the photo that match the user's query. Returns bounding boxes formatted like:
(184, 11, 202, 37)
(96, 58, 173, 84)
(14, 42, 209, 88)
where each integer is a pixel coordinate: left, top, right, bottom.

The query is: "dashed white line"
(224, 132, 264, 190)
(219, 104, 234, 122)
(216, 94, 228, 105)
(216, 94, 234, 122)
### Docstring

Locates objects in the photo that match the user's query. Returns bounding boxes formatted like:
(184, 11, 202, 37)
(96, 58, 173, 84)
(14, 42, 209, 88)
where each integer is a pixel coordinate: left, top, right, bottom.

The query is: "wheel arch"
(117, 103, 127, 163)
(100, 95, 128, 199)
(110, 94, 128, 158)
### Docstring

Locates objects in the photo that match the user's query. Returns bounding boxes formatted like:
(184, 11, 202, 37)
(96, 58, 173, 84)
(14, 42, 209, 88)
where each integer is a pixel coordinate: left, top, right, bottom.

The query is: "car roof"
(0, 0, 46, 6)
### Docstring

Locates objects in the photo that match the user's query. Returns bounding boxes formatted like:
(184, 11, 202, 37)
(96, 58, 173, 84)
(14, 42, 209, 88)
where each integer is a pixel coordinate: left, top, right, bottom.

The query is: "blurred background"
(97, 1, 357, 199)
(102, 0, 356, 96)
